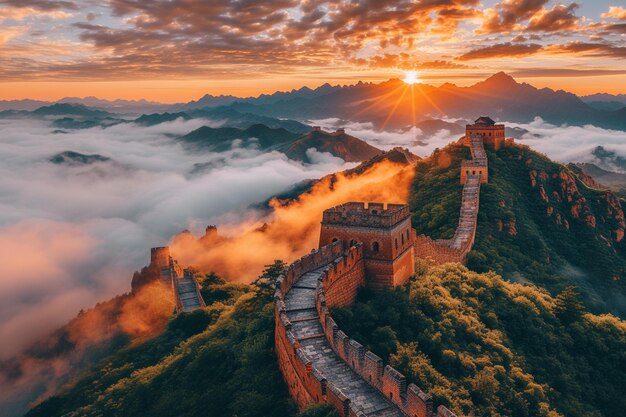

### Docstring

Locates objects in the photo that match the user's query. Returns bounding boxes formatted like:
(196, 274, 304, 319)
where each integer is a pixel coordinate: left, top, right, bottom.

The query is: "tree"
(253, 260, 288, 292)
(554, 286, 585, 324)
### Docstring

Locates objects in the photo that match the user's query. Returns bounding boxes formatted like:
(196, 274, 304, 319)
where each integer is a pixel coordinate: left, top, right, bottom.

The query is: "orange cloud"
(171, 158, 416, 282)
(458, 42, 543, 60)
(601, 6, 626, 20)
(526, 3, 579, 32)
(477, 0, 549, 34)
(546, 42, 626, 59)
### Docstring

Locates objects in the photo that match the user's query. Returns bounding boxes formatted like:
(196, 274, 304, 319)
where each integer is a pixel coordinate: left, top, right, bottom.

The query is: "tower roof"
(474, 116, 495, 125)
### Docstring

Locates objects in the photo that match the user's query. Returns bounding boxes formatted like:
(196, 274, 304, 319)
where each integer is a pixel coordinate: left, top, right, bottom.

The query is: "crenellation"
(322, 202, 411, 229)
(407, 384, 434, 417)
(346, 339, 365, 371)
(363, 351, 384, 388)
(334, 330, 349, 360)
(382, 365, 407, 404)
(437, 405, 458, 417)
(327, 384, 351, 417)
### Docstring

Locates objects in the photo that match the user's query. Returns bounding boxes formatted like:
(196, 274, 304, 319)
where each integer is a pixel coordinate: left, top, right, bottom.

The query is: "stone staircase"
(283, 269, 404, 417)
(174, 270, 205, 313)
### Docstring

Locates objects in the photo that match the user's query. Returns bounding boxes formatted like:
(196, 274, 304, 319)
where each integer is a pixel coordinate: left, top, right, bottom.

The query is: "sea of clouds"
(312, 116, 626, 170)
(0, 117, 355, 359)
(2, 114, 626, 360)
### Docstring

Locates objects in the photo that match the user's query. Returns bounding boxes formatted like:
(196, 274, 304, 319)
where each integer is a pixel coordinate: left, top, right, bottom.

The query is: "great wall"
(149, 117, 510, 416)
(150, 246, 206, 313)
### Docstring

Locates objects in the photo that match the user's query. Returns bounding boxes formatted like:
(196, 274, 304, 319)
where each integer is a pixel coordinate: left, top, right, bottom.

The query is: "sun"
(403, 70, 420, 85)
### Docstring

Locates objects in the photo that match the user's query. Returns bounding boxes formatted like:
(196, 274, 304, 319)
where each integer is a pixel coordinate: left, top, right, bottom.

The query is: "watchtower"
(319, 202, 415, 290)
(150, 246, 170, 270)
(466, 116, 505, 150)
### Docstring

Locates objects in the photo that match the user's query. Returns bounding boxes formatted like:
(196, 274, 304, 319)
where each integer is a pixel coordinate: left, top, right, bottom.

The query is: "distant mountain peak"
(482, 71, 518, 87)
(49, 151, 111, 166)
(282, 127, 382, 163)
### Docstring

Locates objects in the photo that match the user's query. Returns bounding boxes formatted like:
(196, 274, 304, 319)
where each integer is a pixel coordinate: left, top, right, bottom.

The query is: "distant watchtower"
(466, 116, 505, 150)
(319, 202, 415, 290)
(150, 246, 170, 270)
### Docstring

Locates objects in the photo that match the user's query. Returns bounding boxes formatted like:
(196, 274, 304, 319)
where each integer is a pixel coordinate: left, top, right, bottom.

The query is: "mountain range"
(2, 73, 625, 131)
(181, 124, 383, 164)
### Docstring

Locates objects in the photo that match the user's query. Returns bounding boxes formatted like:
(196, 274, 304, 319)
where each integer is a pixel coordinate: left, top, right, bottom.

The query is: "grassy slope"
(332, 264, 626, 417)
(26, 141, 626, 417)
(410, 142, 626, 316)
(26, 276, 311, 417)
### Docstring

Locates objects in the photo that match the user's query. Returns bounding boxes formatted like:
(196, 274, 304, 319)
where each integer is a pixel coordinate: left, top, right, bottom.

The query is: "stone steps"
(285, 268, 405, 417)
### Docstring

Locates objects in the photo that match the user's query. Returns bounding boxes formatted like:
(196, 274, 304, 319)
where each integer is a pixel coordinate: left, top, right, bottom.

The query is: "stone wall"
(414, 135, 484, 265)
(314, 246, 458, 417)
(320, 244, 366, 307)
(274, 241, 354, 411)
(413, 234, 468, 264)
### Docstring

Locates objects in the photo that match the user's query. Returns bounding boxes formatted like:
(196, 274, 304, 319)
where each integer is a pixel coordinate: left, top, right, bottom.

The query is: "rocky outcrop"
(528, 163, 626, 243)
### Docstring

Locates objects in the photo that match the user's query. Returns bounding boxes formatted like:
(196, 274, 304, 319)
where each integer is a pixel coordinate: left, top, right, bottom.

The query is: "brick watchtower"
(466, 116, 505, 150)
(319, 202, 415, 290)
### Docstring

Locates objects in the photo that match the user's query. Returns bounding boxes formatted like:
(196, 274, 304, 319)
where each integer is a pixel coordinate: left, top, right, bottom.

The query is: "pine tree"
(254, 260, 287, 292)
(554, 286, 585, 324)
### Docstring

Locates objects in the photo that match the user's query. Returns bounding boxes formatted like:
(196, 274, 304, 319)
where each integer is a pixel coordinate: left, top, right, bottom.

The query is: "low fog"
(312, 117, 626, 168)
(503, 117, 626, 172)
(2, 114, 626, 361)
(0, 117, 355, 359)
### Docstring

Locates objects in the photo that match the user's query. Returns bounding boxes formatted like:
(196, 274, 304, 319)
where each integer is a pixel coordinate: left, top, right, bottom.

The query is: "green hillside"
(26, 270, 337, 417)
(410, 142, 626, 316)
(332, 263, 626, 417)
(24, 141, 626, 417)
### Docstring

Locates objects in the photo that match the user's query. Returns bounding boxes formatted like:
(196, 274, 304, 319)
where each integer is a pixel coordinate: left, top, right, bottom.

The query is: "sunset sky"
(0, 0, 625, 101)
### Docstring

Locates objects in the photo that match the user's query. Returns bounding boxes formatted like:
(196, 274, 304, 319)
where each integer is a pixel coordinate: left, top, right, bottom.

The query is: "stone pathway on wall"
(447, 175, 480, 250)
(173, 270, 205, 313)
(432, 135, 485, 253)
(284, 268, 405, 417)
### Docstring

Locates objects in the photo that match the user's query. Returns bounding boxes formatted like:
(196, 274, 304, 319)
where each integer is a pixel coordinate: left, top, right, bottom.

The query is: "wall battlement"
(322, 202, 410, 228)
(275, 240, 458, 417)
(148, 246, 205, 313)
(320, 202, 415, 289)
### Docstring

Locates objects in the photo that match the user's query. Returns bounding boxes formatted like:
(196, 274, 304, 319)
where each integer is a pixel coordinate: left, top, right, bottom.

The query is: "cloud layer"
(0, 0, 624, 86)
(508, 117, 626, 171)
(0, 116, 354, 358)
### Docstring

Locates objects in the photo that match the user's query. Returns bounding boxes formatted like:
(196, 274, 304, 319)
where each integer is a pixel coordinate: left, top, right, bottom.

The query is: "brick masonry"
(275, 241, 458, 417)
(274, 118, 512, 416)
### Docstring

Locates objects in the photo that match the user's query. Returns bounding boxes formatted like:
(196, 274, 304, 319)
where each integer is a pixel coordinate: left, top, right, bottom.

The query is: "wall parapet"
(275, 240, 367, 415)
(322, 202, 411, 228)
(314, 246, 458, 417)
(416, 132, 484, 264)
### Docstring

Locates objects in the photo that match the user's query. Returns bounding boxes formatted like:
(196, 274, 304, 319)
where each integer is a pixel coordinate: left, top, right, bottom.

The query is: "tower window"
(372, 241, 380, 253)
(395, 239, 398, 249)
(401, 234, 404, 244)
